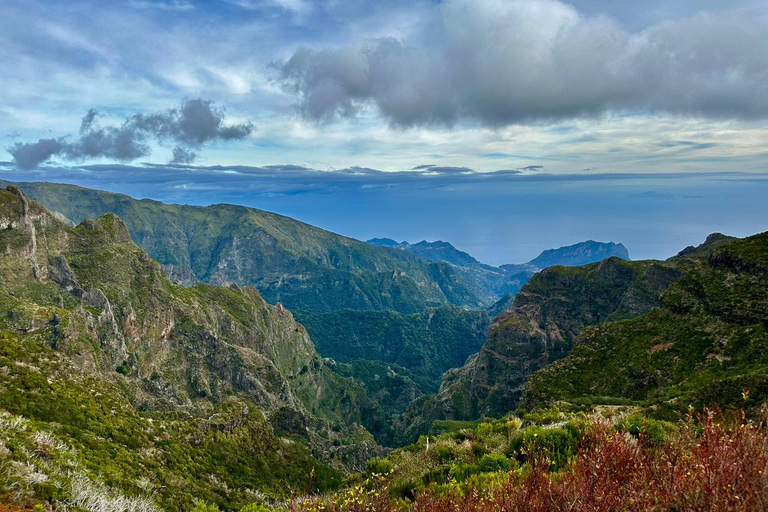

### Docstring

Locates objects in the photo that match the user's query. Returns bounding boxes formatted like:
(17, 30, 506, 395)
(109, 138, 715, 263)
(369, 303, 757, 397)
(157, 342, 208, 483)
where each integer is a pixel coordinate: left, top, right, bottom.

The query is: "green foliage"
(521, 407, 562, 426)
(190, 503, 220, 512)
(0, 332, 344, 511)
(366, 458, 394, 475)
(616, 413, 676, 446)
(477, 453, 511, 473)
(240, 504, 272, 512)
(523, 231, 768, 419)
(508, 425, 579, 471)
(296, 307, 490, 385)
(115, 360, 131, 375)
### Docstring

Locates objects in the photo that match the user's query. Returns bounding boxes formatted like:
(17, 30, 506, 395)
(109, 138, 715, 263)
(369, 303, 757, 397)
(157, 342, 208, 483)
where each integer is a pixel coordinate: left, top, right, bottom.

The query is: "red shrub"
(294, 411, 768, 512)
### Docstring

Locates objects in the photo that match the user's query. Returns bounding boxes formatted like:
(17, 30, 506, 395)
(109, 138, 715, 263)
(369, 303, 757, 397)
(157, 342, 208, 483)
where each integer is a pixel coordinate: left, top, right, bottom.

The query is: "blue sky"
(1, 0, 767, 263)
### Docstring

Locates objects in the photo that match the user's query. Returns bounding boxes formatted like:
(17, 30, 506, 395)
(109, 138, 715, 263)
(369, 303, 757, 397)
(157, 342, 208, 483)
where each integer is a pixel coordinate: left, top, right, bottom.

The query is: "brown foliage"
(296, 411, 768, 512)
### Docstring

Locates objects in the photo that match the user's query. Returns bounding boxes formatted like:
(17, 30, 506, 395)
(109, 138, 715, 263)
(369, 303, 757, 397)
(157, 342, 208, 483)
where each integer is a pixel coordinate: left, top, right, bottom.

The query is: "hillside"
(522, 231, 768, 416)
(369, 238, 632, 318)
(400, 256, 682, 441)
(10, 182, 487, 313)
(0, 186, 377, 510)
(296, 306, 490, 386)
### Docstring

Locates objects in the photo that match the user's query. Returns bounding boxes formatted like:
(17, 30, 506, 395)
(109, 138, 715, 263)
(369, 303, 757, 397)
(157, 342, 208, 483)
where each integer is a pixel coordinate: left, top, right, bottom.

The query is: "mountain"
(0, 186, 378, 510)
(367, 239, 483, 268)
(368, 238, 631, 316)
(9, 181, 488, 313)
(367, 237, 406, 248)
(526, 240, 630, 269)
(522, 232, 766, 417)
(367, 238, 532, 304)
(400, 256, 682, 441)
(399, 233, 745, 441)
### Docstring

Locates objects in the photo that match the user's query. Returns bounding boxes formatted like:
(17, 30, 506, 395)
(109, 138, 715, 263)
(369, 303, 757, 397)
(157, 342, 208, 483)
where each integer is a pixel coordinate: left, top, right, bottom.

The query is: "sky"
(1, 0, 767, 264)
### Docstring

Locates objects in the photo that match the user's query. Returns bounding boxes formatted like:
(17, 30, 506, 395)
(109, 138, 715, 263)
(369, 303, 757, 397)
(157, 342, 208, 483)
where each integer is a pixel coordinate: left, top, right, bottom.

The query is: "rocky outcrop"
(400, 256, 684, 442)
(521, 231, 768, 413)
(0, 186, 376, 469)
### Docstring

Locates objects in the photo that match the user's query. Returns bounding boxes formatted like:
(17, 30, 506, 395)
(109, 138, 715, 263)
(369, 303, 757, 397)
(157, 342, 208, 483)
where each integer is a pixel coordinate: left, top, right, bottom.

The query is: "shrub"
(507, 425, 578, 471)
(435, 446, 453, 462)
(616, 412, 676, 446)
(477, 453, 511, 473)
(296, 409, 768, 512)
(191, 503, 220, 512)
(448, 463, 479, 482)
(366, 458, 394, 476)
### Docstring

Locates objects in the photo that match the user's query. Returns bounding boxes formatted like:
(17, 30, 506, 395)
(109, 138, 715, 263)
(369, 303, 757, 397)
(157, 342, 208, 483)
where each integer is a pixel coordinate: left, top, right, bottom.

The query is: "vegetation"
(3, 182, 768, 511)
(0, 186, 377, 510)
(291, 409, 768, 512)
(523, 231, 768, 417)
(297, 307, 490, 386)
(401, 257, 684, 441)
(10, 181, 489, 313)
(0, 332, 342, 512)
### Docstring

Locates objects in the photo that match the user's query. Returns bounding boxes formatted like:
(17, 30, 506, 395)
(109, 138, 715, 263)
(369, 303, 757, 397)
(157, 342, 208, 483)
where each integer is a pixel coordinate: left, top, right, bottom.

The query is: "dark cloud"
(171, 146, 197, 164)
(520, 165, 544, 171)
(7, 98, 254, 170)
(412, 164, 436, 170)
(8, 139, 66, 171)
(274, 0, 768, 127)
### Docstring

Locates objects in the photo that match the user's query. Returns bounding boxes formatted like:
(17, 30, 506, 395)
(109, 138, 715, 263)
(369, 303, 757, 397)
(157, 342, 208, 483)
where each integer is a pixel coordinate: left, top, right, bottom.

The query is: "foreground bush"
(292, 410, 768, 512)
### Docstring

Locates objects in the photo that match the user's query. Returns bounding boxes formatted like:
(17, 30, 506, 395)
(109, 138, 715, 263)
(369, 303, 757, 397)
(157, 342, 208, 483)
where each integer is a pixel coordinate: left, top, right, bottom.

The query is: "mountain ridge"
(0, 185, 380, 509)
(9, 181, 489, 313)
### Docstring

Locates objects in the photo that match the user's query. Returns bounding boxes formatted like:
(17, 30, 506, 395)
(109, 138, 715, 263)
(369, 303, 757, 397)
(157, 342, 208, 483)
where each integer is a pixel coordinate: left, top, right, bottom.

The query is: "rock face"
(522, 231, 768, 414)
(0, 186, 375, 468)
(400, 256, 683, 441)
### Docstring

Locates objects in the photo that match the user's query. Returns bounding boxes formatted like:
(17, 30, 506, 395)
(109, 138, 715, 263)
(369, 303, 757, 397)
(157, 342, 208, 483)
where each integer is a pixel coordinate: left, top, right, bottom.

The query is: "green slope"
(11, 181, 486, 313)
(296, 306, 490, 385)
(399, 255, 686, 443)
(0, 185, 378, 510)
(522, 231, 768, 416)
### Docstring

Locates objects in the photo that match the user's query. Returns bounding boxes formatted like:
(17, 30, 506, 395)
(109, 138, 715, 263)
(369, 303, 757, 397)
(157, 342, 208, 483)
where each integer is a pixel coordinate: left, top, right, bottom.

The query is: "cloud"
(8, 139, 66, 171)
(520, 165, 544, 171)
(274, 0, 768, 127)
(8, 98, 254, 170)
(171, 146, 197, 164)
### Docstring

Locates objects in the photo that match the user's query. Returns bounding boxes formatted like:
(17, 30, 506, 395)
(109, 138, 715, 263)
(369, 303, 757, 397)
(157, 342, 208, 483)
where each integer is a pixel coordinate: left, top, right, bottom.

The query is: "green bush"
(508, 425, 578, 471)
(436, 446, 453, 462)
(366, 457, 394, 475)
(616, 413, 676, 446)
(522, 407, 562, 426)
(390, 478, 418, 501)
(449, 463, 479, 482)
(477, 453, 512, 473)
(191, 503, 221, 512)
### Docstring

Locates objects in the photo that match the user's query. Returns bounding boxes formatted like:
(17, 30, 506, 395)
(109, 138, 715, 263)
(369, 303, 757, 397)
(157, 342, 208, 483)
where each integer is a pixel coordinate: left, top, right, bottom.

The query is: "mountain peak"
(528, 240, 630, 269)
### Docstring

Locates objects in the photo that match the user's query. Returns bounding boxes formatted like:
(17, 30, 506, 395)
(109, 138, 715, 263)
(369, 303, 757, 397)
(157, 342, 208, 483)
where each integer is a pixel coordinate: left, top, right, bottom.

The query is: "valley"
(0, 182, 766, 511)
